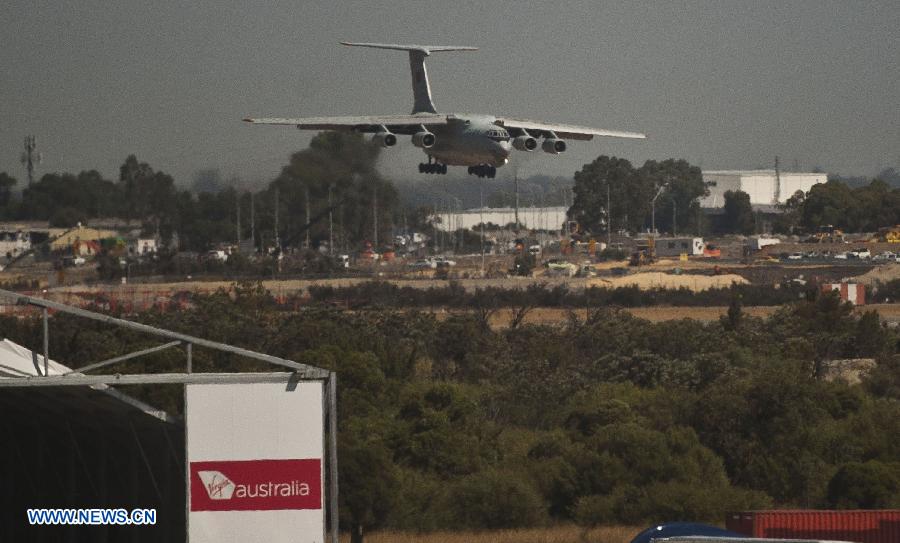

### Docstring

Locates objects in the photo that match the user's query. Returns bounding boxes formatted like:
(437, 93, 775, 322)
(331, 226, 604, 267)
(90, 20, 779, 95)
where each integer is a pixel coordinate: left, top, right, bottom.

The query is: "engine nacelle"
(512, 135, 538, 151)
(412, 131, 435, 149)
(373, 131, 397, 147)
(541, 138, 567, 154)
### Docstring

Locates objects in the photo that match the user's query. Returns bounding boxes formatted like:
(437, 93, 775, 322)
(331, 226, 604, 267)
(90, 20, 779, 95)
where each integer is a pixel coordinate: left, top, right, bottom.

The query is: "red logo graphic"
(190, 459, 322, 511)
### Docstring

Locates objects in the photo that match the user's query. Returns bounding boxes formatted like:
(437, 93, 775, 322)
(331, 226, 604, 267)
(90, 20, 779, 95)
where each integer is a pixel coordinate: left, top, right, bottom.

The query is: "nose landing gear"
(467, 165, 496, 179)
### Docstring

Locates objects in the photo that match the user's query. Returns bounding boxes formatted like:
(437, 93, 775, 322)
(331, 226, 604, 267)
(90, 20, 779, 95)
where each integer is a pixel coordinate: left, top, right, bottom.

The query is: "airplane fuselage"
(244, 42, 645, 179)
(423, 114, 511, 168)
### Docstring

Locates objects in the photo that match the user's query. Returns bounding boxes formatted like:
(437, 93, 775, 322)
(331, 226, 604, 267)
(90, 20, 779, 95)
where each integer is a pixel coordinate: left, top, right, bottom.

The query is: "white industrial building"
(655, 237, 705, 257)
(0, 231, 31, 259)
(434, 206, 567, 232)
(700, 170, 826, 208)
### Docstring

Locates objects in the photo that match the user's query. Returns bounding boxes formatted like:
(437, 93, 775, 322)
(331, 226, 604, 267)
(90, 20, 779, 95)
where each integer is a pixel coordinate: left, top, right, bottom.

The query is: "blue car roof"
(630, 522, 743, 543)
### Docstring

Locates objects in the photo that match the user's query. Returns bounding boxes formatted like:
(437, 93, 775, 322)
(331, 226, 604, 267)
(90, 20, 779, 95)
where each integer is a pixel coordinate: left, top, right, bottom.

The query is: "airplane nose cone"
(489, 140, 512, 167)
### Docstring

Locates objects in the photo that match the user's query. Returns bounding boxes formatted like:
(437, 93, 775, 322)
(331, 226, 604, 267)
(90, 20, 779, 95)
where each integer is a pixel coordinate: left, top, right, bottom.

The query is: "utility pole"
(21, 136, 41, 186)
(697, 204, 702, 236)
(480, 180, 485, 275)
(304, 186, 311, 249)
(372, 184, 378, 249)
(328, 183, 334, 256)
(672, 199, 677, 237)
(606, 183, 611, 248)
(274, 187, 280, 250)
(250, 193, 256, 253)
(514, 171, 520, 230)
(236, 194, 241, 247)
(432, 200, 438, 253)
(651, 182, 668, 235)
(539, 190, 545, 251)
(774, 156, 781, 204)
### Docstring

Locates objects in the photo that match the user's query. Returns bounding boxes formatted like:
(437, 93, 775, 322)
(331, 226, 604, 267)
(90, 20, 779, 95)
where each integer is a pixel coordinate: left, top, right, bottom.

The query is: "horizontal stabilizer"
(341, 41, 478, 55)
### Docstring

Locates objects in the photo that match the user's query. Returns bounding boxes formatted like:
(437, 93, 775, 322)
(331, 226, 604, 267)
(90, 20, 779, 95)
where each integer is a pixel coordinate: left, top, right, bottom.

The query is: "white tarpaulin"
(186, 380, 325, 543)
(0, 338, 69, 377)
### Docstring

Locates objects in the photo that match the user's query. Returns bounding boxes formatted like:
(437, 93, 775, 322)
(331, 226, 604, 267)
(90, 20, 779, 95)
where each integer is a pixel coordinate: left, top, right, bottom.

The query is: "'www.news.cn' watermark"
(27, 508, 156, 526)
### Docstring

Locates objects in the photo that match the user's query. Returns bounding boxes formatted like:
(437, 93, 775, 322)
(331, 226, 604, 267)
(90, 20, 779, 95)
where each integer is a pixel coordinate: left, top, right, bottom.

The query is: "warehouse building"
(700, 170, 826, 208)
(434, 206, 567, 232)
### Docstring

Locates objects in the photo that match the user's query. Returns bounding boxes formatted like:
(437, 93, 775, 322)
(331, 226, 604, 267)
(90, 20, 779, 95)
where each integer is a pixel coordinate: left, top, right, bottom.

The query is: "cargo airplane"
(244, 42, 646, 179)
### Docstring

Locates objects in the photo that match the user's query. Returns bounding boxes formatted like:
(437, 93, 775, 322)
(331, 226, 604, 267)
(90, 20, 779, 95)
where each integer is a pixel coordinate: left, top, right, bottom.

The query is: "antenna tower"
(20, 136, 42, 185)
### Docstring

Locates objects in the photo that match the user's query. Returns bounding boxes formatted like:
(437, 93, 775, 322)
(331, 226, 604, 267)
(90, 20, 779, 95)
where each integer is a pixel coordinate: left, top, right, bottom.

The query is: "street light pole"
(651, 182, 669, 235)
(673, 199, 677, 237)
(480, 181, 485, 275)
(606, 183, 611, 248)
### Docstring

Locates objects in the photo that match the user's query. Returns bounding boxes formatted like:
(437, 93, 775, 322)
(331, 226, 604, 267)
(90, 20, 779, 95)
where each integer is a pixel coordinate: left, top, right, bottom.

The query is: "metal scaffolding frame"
(0, 288, 339, 543)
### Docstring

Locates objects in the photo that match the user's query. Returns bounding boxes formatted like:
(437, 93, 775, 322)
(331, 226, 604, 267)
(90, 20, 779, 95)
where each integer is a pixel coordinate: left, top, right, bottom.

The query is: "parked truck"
(727, 509, 900, 543)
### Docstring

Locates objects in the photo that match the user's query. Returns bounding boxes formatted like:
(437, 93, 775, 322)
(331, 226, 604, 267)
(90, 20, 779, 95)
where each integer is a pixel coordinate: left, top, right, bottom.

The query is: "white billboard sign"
(186, 380, 324, 543)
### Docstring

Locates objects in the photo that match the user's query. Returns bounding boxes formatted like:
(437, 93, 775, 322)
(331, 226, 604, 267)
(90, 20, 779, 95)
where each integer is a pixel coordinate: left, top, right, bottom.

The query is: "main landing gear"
(468, 165, 496, 179)
(419, 162, 447, 174)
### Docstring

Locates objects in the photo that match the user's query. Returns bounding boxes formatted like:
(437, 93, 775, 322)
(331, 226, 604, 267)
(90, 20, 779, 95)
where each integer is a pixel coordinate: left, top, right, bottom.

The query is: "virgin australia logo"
(197, 471, 235, 500)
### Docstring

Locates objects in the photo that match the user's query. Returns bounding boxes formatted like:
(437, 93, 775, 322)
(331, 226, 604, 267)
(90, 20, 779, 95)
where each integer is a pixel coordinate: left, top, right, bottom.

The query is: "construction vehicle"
(876, 225, 900, 243)
(703, 243, 721, 258)
(629, 237, 656, 266)
(805, 225, 845, 243)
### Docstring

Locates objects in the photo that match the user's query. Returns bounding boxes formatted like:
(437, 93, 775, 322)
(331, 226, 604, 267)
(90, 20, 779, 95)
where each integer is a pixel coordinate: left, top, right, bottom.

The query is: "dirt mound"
(588, 272, 747, 291)
(853, 263, 900, 285)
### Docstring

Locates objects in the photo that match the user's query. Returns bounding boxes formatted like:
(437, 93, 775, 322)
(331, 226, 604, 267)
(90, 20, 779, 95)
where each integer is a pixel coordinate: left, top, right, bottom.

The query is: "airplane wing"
(494, 117, 647, 141)
(243, 114, 450, 134)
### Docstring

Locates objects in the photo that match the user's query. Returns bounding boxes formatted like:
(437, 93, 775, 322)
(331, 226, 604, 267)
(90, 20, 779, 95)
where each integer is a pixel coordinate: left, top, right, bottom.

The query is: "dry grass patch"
(342, 525, 641, 543)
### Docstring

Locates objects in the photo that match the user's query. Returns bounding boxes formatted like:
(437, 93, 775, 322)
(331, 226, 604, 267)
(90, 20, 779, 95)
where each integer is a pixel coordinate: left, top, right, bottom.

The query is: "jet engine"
(512, 135, 538, 151)
(373, 131, 398, 147)
(541, 138, 567, 154)
(412, 131, 436, 149)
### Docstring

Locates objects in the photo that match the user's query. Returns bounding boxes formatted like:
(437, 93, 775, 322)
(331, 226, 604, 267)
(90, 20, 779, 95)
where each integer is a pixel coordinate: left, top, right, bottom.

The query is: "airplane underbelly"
(427, 143, 498, 167)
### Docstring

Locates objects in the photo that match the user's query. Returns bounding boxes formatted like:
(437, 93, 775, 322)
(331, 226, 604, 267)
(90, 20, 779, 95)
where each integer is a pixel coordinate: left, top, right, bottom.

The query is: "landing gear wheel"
(466, 165, 495, 178)
(420, 162, 447, 175)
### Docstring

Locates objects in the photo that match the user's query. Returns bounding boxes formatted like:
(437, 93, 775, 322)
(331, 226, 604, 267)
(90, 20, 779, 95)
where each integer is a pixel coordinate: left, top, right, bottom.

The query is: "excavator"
(805, 225, 845, 243)
(629, 238, 657, 266)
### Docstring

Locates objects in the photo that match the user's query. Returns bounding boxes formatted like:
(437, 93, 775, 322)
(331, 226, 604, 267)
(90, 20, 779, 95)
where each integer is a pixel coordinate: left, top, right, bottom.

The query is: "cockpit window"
(487, 128, 510, 141)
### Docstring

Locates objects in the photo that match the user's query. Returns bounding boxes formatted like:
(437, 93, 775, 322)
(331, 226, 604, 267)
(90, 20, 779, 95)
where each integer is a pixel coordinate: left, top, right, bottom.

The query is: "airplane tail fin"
(341, 42, 478, 114)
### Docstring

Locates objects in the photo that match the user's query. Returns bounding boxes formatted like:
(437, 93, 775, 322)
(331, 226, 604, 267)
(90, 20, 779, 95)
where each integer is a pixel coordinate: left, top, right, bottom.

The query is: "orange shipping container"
(727, 510, 900, 543)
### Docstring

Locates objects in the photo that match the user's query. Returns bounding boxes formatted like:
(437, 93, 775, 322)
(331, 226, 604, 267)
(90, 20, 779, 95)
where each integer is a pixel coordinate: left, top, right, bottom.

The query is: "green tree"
(722, 190, 754, 234)
(446, 469, 546, 529)
(19, 170, 120, 222)
(799, 180, 855, 230)
(341, 429, 398, 543)
(637, 159, 707, 235)
(118, 155, 178, 224)
(570, 156, 642, 233)
(571, 156, 707, 235)
(0, 172, 16, 212)
(827, 461, 900, 508)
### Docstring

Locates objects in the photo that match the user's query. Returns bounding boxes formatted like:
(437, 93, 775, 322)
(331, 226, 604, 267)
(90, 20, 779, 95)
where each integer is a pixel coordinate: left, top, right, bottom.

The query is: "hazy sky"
(2, 1, 898, 189)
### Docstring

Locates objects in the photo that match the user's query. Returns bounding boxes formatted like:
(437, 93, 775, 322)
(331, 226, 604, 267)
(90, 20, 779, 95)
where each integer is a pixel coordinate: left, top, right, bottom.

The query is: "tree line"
(4, 146, 900, 255)
(569, 156, 900, 237)
(778, 178, 900, 233)
(569, 157, 707, 236)
(0, 133, 403, 252)
(3, 286, 899, 540)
